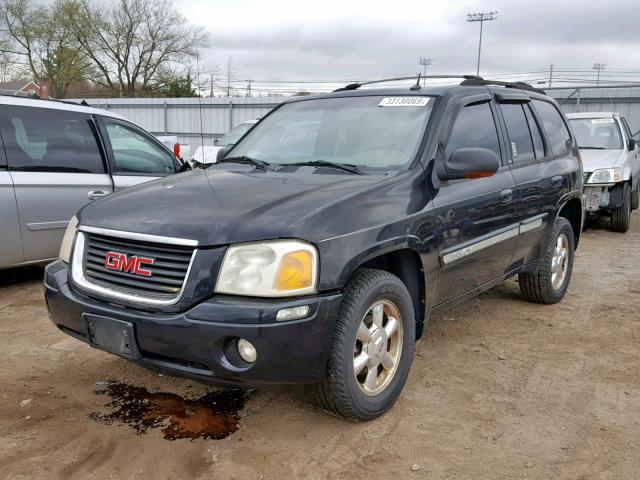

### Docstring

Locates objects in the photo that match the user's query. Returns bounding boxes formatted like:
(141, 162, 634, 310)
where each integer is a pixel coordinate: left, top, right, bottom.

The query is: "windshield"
(219, 123, 253, 146)
(227, 96, 434, 170)
(569, 118, 623, 150)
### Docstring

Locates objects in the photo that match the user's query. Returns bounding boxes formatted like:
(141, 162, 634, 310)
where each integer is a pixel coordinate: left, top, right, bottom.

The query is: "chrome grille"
(82, 232, 195, 300)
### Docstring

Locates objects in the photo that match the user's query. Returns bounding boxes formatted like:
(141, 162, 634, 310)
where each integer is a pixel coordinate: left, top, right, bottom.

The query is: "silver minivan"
(0, 95, 185, 269)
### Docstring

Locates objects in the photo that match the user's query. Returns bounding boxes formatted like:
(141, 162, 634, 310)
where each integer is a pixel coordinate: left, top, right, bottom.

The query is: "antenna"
(410, 73, 422, 91)
(195, 54, 205, 156)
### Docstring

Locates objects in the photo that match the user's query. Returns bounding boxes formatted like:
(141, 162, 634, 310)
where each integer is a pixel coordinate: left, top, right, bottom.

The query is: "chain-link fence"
(547, 85, 640, 136)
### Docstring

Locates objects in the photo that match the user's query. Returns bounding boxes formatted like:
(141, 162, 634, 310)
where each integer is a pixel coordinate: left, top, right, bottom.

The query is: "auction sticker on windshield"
(591, 118, 615, 124)
(379, 97, 430, 107)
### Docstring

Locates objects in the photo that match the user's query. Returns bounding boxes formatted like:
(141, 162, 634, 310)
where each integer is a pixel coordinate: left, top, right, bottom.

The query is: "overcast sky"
(176, 0, 640, 87)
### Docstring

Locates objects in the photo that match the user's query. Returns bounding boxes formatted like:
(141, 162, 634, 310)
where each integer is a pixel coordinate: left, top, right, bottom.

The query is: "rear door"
(433, 95, 518, 304)
(504, 97, 575, 266)
(0, 130, 23, 268)
(97, 117, 180, 191)
(0, 105, 113, 263)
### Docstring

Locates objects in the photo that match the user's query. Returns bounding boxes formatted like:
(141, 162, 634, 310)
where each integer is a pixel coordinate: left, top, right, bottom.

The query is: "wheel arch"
(556, 195, 584, 250)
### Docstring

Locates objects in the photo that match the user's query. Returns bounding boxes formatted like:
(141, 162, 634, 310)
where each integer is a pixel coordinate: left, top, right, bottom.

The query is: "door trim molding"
(27, 220, 69, 231)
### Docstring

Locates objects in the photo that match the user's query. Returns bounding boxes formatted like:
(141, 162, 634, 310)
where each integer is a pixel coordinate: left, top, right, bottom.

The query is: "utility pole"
(245, 79, 253, 97)
(466, 11, 498, 76)
(548, 64, 554, 88)
(418, 58, 432, 86)
(592, 62, 606, 86)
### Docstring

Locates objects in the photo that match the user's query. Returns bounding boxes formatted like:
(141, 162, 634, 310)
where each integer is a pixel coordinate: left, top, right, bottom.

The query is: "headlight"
(587, 168, 621, 184)
(215, 240, 318, 297)
(59, 215, 78, 263)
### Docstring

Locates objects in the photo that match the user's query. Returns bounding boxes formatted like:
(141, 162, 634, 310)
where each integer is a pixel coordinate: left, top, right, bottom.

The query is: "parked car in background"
(0, 95, 187, 270)
(568, 112, 640, 232)
(45, 77, 584, 421)
(190, 119, 258, 165)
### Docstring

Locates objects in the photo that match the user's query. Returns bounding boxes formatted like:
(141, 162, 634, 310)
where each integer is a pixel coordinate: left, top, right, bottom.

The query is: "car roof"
(567, 111, 618, 119)
(0, 94, 128, 121)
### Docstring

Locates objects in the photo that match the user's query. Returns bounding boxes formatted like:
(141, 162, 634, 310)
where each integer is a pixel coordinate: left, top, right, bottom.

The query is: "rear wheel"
(313, 268, 415, 422)
(611, 183, 631, 233)
(519, 217, 574, 304)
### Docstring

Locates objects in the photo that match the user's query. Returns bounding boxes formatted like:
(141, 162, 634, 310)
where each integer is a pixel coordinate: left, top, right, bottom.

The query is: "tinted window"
(524, 105, 545, 158)
(532, 100, 571, 155)
(446, 102, 501, 160)
(500, 103, 535, 162)
(104, 121, 177, 175)
(0, 106, 104, 173)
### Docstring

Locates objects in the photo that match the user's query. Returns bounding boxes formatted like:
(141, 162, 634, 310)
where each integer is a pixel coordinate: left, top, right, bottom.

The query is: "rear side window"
(532, 100, 572, 155)
(0, 106, 104, 173)
(524, 105, 545, 158)
(445, 102, 501, 160)
(500, 103, 535, 162)
(103, 121, 177, 175)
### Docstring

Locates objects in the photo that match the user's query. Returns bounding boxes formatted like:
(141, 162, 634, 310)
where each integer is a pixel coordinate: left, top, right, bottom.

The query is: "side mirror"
(217, 146, 231, 162)
(628, 138, 636, 151)
(437, 148, 501, 181)
(177, 160, 192, 173)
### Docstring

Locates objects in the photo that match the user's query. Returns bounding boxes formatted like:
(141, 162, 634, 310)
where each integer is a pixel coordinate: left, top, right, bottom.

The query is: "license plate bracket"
(83, 314, 141, 360)
(585, 187, 602, 211)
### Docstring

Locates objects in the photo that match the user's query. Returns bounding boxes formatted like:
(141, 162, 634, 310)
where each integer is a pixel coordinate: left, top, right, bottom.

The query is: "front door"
(433, 98, 518, 304)
(0, 105, 113, 263)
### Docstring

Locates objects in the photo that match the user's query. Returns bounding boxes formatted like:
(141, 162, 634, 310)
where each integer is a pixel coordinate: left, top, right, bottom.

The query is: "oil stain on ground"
(88, 381, 248, 440)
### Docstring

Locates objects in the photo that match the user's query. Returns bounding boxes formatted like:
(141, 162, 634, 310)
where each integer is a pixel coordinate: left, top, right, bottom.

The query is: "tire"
(631, 181, 639, 211)
(519, 217, 574, 304)
(611, 183, 631, 233)
(313, 268, 416, 422)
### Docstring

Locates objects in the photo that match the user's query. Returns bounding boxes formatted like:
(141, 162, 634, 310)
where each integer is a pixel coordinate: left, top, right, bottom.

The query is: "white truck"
(568, 112, 639, 232)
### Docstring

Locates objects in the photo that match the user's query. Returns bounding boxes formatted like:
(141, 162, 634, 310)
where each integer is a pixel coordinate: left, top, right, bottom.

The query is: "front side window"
(445, 102, 501, 160)
(532, 100, 572, 155)
(0, 106, 104, 173)
(228, 96, 434, 170)
(104, 121, 177, 175)
(568, 117, 623, 150)
(500, 103, 535, 162)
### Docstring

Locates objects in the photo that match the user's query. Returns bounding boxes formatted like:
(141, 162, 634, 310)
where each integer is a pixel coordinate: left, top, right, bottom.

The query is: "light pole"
(592, 62, 606, 86)
(418, 57, 432, 86)
(466, 11, 498, 76)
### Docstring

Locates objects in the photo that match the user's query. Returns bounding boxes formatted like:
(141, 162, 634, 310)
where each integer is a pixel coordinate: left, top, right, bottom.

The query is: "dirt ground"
(1, 215, 639, 480)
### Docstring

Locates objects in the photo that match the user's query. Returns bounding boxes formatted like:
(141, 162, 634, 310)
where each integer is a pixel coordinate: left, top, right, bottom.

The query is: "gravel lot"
(1, 216, 639, 480)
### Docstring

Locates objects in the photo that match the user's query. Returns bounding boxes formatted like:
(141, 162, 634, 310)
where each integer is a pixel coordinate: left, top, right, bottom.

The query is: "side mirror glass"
(629, 138, 636, 151)
(217, 146, 232, 163)
(437, 148, 501, 181)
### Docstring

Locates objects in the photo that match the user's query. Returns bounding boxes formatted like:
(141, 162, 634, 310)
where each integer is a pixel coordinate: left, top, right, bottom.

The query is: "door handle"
(88, 190, 109, 200)
(500, 188, 513, 203)
(551, 175, 563, 187)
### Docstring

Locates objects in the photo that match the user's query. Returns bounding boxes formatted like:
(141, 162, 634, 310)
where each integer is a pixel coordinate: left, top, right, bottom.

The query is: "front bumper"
(583, 182, 625, 213)
(44, 260, 342, 386)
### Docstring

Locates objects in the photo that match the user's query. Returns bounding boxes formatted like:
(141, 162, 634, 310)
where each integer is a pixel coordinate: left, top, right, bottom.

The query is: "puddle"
(88, 381, 248, 440)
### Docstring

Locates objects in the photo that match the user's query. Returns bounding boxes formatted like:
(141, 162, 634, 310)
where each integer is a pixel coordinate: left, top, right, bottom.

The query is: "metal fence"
(79, 85, 640, 155)
(548, 85, 640, 135)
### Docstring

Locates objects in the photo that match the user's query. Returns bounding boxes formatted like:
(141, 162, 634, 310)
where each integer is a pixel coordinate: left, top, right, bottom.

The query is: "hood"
(79, 165, 394, 246)
(579, 148, 624, 173)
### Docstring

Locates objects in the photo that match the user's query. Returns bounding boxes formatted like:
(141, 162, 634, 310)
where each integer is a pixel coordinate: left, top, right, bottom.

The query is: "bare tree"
(62, 0, 208, 97)
(0, 0, 92, 97)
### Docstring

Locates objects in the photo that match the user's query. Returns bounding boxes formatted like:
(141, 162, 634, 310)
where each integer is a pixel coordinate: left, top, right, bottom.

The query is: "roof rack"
(459, 78, 546, 95)
(333, 75, 482, 92)
(0, 90, 87, 106)
(333, 75, 546, 95)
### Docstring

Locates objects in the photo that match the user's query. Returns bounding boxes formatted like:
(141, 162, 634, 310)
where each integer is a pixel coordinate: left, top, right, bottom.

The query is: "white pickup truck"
(568, 112, 640, 232)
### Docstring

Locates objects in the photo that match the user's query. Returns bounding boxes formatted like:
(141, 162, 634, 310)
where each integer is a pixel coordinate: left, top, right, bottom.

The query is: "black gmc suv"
(45, 76, 584, 421)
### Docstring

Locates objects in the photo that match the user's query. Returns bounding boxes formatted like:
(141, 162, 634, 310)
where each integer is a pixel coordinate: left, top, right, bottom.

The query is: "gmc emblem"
(104, 251, 154, 277)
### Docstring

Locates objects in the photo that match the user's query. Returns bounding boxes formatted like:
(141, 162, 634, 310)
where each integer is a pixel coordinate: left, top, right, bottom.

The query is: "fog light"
(237, 338, 257, 363)
(276, 305, 310, 321)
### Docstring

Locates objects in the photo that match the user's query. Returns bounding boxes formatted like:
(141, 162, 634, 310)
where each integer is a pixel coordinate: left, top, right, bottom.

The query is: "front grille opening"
(142, 350, 212, 374)
(82, 233, 195, 301)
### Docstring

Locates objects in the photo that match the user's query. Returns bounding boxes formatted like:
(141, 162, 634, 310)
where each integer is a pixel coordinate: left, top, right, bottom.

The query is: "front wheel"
(313, 268, 415, 421)
(519, 217, 575, 304)
(631, 181, 639, 211)
(611, 182, 631, 233)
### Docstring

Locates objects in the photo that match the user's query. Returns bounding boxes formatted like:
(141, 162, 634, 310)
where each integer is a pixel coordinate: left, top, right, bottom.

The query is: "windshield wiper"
(218, 156, 272, 171)
(282, 159, 363, 175)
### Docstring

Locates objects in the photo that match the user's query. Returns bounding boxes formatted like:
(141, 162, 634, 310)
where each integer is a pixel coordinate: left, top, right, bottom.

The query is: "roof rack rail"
(333, 75, 482, 92)
(0, 91, 86, 106)
(459, 78, 546, 95)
